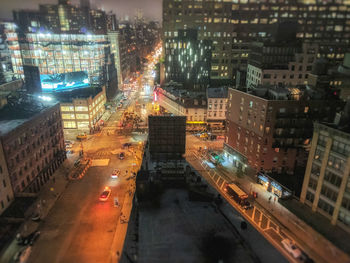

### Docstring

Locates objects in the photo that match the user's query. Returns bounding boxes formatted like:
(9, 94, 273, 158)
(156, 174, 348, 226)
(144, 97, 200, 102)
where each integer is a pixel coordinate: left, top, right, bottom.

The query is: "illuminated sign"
(40, 71, 90, 93)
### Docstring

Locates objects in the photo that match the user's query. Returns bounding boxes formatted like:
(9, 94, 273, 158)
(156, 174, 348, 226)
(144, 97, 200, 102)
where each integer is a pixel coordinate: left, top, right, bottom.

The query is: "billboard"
(40, 71, 90, 92)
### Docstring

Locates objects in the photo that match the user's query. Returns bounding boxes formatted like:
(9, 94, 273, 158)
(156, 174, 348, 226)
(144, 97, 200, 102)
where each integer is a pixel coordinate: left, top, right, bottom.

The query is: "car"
(99, 187, 111, 201)
(241, 200, 254, 210)
(111, 169, 120, 179)
(13, 246, 29, 262)
(65, 144, 72, 149)
(76, 133, 87, 140)
(122, 143, 132, 149)
(119, 152, 125, 160)
(29, 231, 40, 245)
(281, 238, 302, 258)
(31, 212, 40, 222)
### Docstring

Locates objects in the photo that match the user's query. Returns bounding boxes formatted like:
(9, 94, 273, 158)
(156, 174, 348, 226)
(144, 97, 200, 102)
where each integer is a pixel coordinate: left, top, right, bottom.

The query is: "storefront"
(223, 143, 248, 172)
(257, 174, 269, 190)
(257, 172, 292, 199)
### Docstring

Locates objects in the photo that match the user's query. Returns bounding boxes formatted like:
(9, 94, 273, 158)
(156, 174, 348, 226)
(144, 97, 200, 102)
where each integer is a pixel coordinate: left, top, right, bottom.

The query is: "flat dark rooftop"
(0, 97, 58, 135)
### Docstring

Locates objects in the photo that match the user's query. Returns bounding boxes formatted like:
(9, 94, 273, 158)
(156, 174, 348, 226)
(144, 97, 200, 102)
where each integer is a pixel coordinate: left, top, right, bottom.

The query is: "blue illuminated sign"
(40, 71, 90, 93)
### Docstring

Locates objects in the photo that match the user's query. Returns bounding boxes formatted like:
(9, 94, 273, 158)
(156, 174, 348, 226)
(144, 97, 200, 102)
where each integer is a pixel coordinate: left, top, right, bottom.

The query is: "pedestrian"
(274, 196, 277, 203)
(268, 196, 272, 202)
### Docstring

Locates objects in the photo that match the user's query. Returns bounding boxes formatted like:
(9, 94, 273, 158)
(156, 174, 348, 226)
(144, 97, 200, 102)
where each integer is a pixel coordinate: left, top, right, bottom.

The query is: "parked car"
(241, 200, 254, 210)
(31, 212, 40, 222)
(111, 169, 120, 179)
(76, 133, 87, 140)
(122, 143, 132, 149)
(13, 246, 31, 262)
(281, 238, 302, 258)
(29, 231, 40, 245)
(99, 187, 111, 201)
(119, 152, 125, 160)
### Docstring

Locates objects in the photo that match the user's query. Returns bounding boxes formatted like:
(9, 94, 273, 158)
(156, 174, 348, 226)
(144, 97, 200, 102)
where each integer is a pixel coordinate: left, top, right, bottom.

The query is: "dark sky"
(0, 0, 162, 22)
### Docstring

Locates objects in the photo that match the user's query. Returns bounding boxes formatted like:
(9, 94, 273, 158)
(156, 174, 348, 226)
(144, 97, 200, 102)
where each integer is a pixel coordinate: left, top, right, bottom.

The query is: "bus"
(224, 183, 248, 205)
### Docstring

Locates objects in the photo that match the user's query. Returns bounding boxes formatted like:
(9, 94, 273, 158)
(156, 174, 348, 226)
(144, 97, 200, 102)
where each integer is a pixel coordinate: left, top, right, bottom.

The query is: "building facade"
(59, 87, 106, 131)
(0, 103, 65, 195)
(164, 29, 211, 90)
(0, 142, 14, 215)
(156, 86, 207, 127)
(225, 86, 342, 174)
(300, 122, 350, 231)
(7, 33, 111, 85)
(108, 31, 129, 88)
(206, 87, 228, 131)
(13, 0, 116, 35)
(163, 0, 350, 82)
(246, 42, 318, 89)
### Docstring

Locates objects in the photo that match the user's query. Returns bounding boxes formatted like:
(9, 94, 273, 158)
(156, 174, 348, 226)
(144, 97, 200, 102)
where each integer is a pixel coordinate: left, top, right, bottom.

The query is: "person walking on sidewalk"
(274, 196, 277, 203)
(268, 196, 272, 202)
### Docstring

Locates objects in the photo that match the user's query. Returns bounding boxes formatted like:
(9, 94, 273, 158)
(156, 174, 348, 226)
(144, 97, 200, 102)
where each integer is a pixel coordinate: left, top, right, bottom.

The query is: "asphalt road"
(28, 119, 140, 263)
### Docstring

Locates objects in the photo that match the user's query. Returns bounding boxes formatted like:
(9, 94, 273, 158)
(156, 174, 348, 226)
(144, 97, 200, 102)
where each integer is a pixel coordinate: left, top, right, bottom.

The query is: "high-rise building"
(0, 21, 19, 84)
(308, 54, 350, 101)
(7, 33, 112, 86)
(163, 0, 350, 82)
(300, 113, 350, 231)
(108, 31, 129, 88)
(13, 0, 115, 35)
(225, 86, 342, 175)
(164, 29, 211, 90)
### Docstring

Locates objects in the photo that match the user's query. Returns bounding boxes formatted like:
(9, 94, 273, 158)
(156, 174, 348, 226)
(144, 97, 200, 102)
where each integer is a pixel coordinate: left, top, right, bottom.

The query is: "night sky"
(0, 0, 162, 21)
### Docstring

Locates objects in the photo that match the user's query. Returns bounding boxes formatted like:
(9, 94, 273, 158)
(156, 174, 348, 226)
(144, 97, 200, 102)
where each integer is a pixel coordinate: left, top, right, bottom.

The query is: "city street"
(22, 49, 160, 263)
(185, 135, 350, 263)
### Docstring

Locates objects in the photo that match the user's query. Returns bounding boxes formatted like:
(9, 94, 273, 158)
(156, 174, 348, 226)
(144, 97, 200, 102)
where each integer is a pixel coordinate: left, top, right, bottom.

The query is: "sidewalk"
(0, 154, 76, 263)
(216, 159, 350, 263)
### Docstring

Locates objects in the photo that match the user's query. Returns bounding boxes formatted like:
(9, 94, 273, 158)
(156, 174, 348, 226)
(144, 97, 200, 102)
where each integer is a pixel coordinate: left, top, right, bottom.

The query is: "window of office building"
(318, 198, 334, 216)
(62, 114, 75, 119)
(306, 191, 315, 203)
(63, 121, 76, 129)
(338, 211, 350, 226)
(75, 106, 88, 112)
(76, 114, 89, 119)
(61, 106, 74, 112)
(308, 177, 318, 190)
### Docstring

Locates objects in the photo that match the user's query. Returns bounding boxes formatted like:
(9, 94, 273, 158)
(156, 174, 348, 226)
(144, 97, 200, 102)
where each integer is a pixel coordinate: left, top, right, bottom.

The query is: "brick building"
(0, 98, 65, 195)
(225, 86, 342, 175)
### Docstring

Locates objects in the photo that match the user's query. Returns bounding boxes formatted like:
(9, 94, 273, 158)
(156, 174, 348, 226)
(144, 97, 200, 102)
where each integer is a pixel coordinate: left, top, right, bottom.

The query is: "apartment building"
(163, 0, 350, 82)
(300, 119, 350, 231)
(246, 42, 318, 89)
(0, 143, 14, 215)
(206, 87, 228, 131)
(225, 86, 342, 174)
(0, 98, 65, 195)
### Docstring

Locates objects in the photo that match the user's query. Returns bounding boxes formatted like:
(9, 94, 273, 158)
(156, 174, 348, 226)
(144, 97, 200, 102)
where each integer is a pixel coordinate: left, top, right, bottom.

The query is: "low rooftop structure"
(0, 92, 58, 135)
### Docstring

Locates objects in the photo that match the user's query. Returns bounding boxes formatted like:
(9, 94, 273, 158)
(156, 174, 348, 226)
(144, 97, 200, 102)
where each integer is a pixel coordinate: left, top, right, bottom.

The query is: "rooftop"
(207, 87, 228, 98)
(50, 86, 103, 103)
(159, 84, 207, 108)
(0, 92, 58, 136)
(236, 84, 337, 101)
